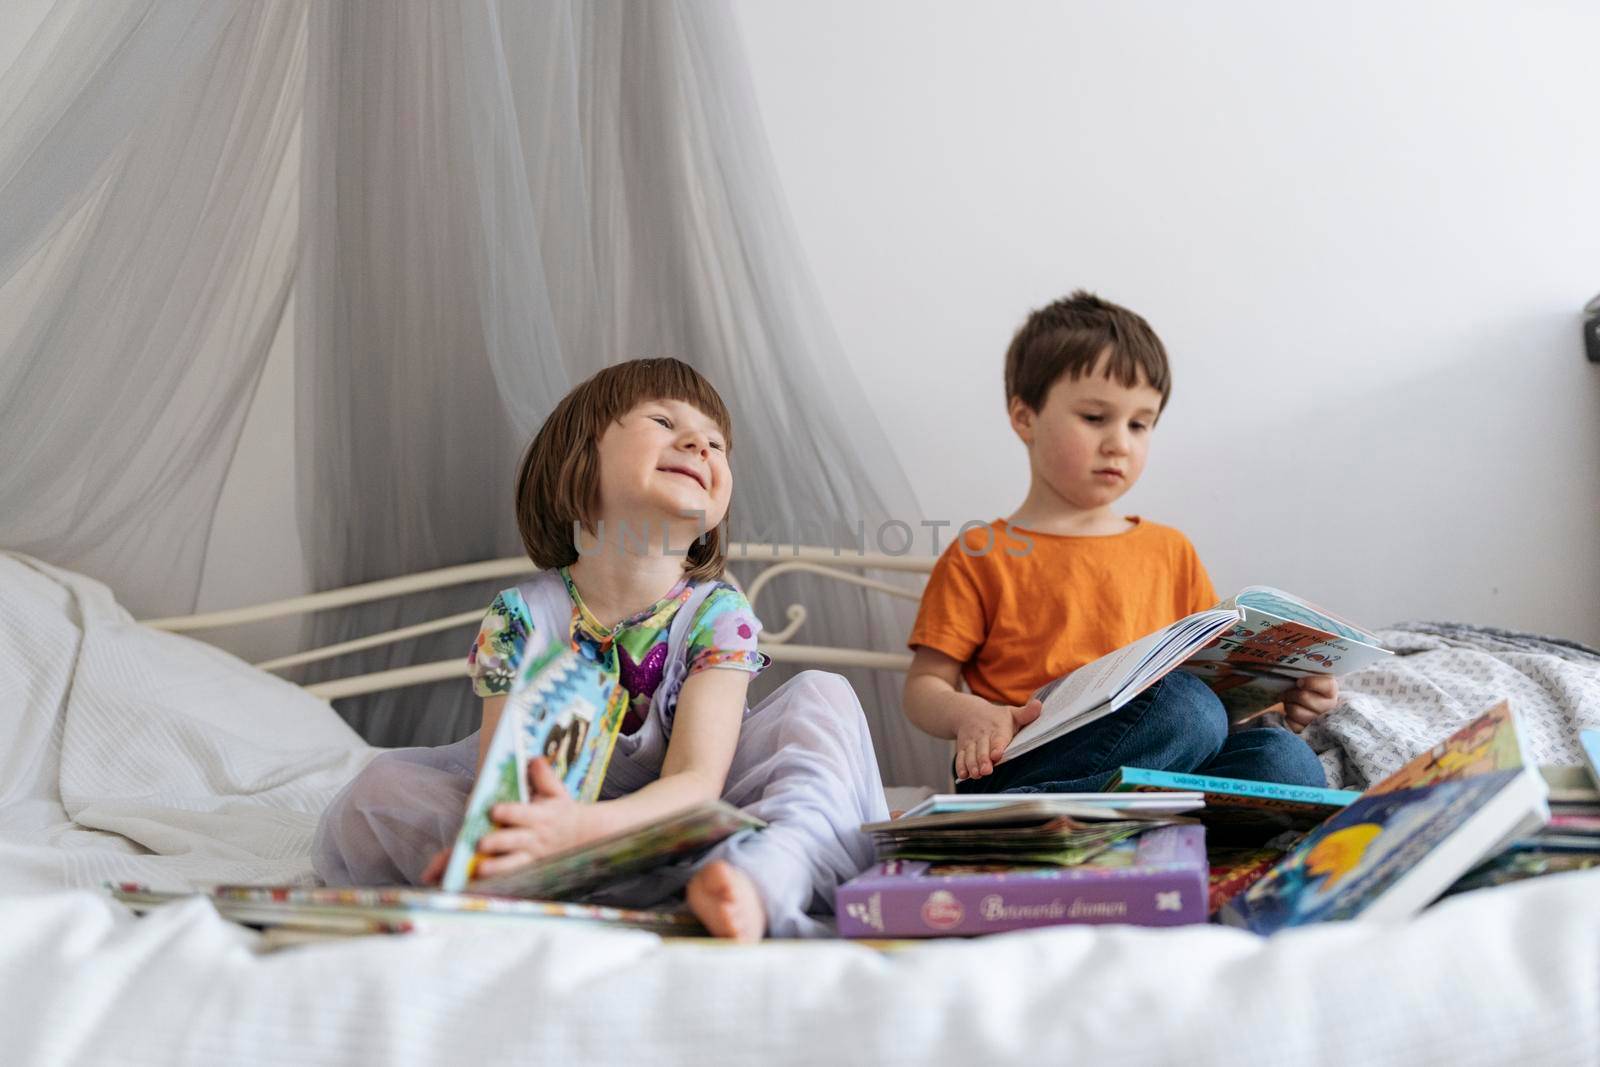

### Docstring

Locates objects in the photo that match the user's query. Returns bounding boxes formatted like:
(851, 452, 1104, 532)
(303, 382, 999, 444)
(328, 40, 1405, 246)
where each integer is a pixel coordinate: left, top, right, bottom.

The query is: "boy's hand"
(955, 699, 1042, 782)
(472, 757, 591, 877)
(1281, 676, 1340, 733)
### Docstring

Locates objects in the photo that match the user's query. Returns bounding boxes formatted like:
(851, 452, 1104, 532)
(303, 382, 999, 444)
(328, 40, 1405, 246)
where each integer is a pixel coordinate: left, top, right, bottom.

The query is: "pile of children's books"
(837, 792, 1212, 936)
(838, 701, 1597, 939)
(111, 638, 764, 944)
(1443, 731, 1600, 896)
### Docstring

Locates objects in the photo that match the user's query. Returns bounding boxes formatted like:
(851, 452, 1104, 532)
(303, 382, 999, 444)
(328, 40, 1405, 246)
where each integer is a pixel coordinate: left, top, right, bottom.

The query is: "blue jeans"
(957, 670, 1327, 794)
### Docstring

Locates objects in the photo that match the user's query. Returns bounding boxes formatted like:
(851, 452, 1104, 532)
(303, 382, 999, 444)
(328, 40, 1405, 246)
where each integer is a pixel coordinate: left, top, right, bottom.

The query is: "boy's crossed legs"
(958, 670, 1326, 794)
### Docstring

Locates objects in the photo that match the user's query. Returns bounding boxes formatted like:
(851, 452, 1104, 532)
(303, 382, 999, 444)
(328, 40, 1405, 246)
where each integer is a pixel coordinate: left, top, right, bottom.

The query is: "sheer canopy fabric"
(0, 0, 302, 618)
(0, 0, 948, 788)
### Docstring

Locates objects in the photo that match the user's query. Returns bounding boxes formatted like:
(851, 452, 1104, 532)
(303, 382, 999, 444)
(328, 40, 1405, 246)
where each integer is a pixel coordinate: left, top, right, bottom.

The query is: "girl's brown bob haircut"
(515, 358, 733, 581)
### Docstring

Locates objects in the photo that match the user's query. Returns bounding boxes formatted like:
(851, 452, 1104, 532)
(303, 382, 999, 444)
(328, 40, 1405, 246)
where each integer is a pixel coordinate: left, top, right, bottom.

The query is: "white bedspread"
(3, 551, 1598, 1066)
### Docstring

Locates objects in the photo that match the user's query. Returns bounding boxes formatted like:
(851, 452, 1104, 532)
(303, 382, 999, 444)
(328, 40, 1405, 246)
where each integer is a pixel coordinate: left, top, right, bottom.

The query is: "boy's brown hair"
(515, 357, 732, 581)
(1003, 290, 1172, 413)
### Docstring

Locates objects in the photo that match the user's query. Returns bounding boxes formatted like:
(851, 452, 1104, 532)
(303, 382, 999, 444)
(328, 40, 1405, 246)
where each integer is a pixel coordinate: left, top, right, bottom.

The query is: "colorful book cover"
(469, 799, 764, 901)
(836, 825, 1208, 938)
(1219, 702, 1549, 934)
(1366, 699, 1523, 795)
(1106, 766, 1357, 844)
(1206, 847, 1284, 916)
(442, 639, 628, 890)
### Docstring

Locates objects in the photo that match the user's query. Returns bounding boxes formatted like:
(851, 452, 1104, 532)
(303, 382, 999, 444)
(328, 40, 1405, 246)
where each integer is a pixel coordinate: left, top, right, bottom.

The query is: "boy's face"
(1009, 356, 1162, 515)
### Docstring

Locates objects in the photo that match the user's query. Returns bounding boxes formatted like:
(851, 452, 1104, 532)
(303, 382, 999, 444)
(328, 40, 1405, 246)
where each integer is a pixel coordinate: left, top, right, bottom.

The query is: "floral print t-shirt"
(467, 567, 768, 734)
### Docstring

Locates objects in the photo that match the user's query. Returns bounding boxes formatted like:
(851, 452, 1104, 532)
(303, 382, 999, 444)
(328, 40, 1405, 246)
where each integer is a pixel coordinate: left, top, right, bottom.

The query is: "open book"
(1003, 586, 1391, 762)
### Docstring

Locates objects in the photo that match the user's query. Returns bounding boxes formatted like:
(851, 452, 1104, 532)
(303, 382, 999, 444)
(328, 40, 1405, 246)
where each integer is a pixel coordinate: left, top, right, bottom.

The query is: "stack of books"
(1444, 731, 1600, 895)
(1101, 766, 1361, 915)
(841, 699, 1586, 939)
(1218, 699, 1551, 932)
(837, 793, 1211, 937)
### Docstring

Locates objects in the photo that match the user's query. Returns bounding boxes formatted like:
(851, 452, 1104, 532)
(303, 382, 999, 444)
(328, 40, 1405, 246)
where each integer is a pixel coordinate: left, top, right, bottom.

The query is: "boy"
(902, 291, 1334, 793)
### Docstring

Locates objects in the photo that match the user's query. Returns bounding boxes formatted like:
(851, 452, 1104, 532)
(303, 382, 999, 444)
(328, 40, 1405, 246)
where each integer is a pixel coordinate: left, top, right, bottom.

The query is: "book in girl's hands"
(1218, 699, 1550, 934)
(836, 824, 1208, 937)
(1104, 766, 1359, 845)
(469, 799, 764, 900)
(442, 639, 630, 891)
(1003, 586, 1390, 762)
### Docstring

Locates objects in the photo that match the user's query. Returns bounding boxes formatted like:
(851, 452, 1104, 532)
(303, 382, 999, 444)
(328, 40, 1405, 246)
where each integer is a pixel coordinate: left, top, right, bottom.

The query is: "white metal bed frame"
(143, 544, 935, 700)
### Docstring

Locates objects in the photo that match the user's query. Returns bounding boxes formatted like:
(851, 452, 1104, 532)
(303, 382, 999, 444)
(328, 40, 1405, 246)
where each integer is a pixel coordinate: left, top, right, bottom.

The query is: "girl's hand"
(955, 699, 1042, 781)
(1281, 675, 1340, 733)
(473, 757, 593, 877)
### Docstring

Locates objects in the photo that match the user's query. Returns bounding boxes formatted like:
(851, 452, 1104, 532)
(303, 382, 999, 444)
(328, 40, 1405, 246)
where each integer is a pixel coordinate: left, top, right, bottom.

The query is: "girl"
(312, 358, 888, 939)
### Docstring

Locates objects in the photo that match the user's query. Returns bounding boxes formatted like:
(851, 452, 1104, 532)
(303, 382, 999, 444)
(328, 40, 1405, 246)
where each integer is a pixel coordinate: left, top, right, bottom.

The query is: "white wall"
(735, 0, 1600, 644)
(191, 1, 1600, 662)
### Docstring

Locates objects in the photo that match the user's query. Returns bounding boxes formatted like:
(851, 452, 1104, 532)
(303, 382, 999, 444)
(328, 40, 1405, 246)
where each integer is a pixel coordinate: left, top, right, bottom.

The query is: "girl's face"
(594, 398, 732, 540)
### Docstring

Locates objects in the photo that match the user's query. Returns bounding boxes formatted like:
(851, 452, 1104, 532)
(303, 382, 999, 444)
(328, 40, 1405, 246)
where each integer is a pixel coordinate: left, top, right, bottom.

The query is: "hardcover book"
(1218, 700, 1549, 934)
(836, 824, 1208, 938)
(1105, 766, 1358, 845)
(1206, 846, 1286, 916)
(442, 639, 629, 890)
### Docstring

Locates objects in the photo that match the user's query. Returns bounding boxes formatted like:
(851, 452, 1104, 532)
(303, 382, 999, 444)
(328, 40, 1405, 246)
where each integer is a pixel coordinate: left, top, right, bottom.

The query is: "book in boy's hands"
(1104, 766, 1359, 845)
(836, 824, 1208, 937)
(1217, 699, 1550, 934)
(442, 639, 630, 890)
(1004, 586, 1391, 763)
(468, 799, 764, 901)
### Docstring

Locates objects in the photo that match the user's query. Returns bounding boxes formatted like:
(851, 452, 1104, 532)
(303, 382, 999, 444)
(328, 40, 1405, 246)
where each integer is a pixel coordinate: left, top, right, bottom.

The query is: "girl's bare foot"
(686, 860, 766, 942)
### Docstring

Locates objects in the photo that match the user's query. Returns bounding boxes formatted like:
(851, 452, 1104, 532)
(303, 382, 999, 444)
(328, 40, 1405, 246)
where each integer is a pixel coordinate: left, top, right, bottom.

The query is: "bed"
(3, 548, 1598, 1065)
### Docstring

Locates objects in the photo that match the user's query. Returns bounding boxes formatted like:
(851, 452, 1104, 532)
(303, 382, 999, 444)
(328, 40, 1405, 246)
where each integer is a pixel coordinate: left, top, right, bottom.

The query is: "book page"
(1186, 605, 1391, 679)
(1005, 609, 1241, 759)
(1228, 586, 1382, 644)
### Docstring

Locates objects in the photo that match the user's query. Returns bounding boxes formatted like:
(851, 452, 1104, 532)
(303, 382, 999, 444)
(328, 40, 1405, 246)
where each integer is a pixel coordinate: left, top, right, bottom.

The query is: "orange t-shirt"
(908, 517, 1218, 707)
